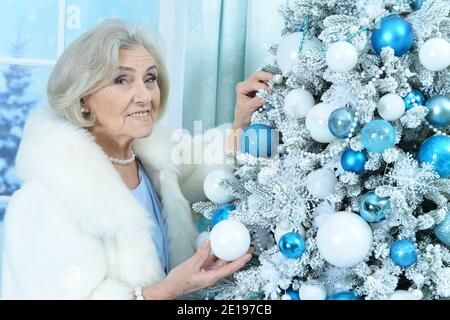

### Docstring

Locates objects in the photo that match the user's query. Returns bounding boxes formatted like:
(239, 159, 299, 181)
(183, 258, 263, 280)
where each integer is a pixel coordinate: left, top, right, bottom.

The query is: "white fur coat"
(1, 105, 232, 299)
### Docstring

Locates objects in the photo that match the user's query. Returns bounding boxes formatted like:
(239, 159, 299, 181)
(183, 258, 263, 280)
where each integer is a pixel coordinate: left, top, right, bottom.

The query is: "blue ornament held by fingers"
(240, 124, 278, 158)
(371, 16, 414, 57)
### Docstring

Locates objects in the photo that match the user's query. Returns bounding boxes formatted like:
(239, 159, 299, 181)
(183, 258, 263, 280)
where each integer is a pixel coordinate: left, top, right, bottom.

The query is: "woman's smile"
(127, 110, 151, 120)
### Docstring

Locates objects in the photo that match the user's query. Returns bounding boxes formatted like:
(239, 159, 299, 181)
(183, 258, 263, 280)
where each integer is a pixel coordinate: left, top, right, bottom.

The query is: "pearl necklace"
(108, 150, 136, 165)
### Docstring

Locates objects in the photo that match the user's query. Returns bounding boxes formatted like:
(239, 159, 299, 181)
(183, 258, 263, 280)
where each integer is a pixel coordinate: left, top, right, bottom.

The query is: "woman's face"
(84, 46, 161, 141)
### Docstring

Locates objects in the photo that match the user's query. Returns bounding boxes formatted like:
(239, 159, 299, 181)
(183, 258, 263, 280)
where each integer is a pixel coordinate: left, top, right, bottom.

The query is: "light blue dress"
(130, 159, 170, 274)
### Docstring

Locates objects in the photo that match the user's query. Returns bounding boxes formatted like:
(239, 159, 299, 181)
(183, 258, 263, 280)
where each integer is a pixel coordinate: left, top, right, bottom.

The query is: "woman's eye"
(145, 75, 157, 84)
(114, 76, 128, 85)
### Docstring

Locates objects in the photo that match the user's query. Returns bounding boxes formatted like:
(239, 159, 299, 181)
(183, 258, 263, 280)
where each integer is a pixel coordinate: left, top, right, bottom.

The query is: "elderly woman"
(0, 19, 273, 300)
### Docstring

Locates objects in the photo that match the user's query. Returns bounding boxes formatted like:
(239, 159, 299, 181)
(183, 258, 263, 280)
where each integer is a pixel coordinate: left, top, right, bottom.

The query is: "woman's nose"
(133, 80, 152, 104)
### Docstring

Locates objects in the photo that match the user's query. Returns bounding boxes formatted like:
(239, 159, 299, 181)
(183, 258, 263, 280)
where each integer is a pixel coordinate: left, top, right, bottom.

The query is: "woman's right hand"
(143, 240, 253, 299)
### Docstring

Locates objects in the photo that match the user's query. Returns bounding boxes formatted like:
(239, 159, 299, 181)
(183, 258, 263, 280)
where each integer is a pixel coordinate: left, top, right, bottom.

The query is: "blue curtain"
(182, 0, 286, 134)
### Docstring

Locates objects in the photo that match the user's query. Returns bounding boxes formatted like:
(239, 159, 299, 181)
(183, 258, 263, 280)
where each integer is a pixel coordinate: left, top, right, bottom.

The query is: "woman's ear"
(80, 98, 90, 113)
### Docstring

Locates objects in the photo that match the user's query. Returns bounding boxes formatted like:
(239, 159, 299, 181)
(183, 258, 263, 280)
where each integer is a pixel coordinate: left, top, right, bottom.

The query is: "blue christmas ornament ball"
(279, 232, 306, 259)
(361, 120, 397, 153)
(286, 289, 301, 300)
(196, 215, 212, 233)
(410, 0, 423, 10)
(418, 135, 450, 178)
(390, 240, 417, 267)
(403, 90, 426, 110)
(240, 124, 278, 158)
(434, 212, 450, 246)
(328, 107, 357, 139)
(359, 191, 390, 223)
(371, 16, 414, 57)
(211, 204, 235, 228)
(341, 148, 368, 174)
(425, 95, 450, 128)
(328, 292, 360, 300)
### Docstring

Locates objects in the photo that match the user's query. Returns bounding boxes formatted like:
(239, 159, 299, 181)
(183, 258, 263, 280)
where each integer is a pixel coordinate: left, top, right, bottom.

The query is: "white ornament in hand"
(210, 220, 251, 262)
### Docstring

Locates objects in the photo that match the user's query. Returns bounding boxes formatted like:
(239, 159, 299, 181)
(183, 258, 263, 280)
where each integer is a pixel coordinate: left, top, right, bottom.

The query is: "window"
(0, 0, 174, 219)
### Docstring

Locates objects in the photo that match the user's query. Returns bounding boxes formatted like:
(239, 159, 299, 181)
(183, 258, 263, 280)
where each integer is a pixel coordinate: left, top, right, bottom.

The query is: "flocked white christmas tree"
(193, 0, 450, 300)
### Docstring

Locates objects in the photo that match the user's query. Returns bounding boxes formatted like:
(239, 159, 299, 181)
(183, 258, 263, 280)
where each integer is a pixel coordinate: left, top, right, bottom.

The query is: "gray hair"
(47, 19, 169, 127)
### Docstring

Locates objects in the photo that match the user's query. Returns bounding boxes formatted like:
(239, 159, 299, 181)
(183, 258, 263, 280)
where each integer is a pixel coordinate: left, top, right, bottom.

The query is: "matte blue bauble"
(328, 292, 360, 300)
(418, 135, 450, 178)
(371, 16, 414, 57)
(434, 212, 450, 246)
(410, 0, 423, 10)
(328, 107, 357, 139)
(341, 148, 368, 174)
(240, 124, 277, 158)
(286, 289, 301, 300)
(425, 95, 450, 127)
(279, 232, 306, 259)
(359, 191, 390, 223)
(390, 240, 417, 267)
(211, 204, 235, 228)
(403, 90, 426, 110)
(361, 120, 397, 153)
(196, 215, 212, 233)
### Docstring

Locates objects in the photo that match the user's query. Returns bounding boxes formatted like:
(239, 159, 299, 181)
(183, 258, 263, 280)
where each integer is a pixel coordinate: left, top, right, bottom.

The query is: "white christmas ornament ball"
(326, 41, 359, 73)
(316, 211, 373, 268)
(388, 290, 423, 300)
(210, 220, 251, 261)
(419, 38, 450, 72)
(377, 93, 406, 121)
(299, 283, 327, 300)
(313, 203, 335, 228)
(305, 169, 337, 200)
(203, 169, 237, 204)
(196, 231, 211, 250)
(305, 102, 339, 143)
(276, 32, 322, 75)
(284, 88, 316, 119)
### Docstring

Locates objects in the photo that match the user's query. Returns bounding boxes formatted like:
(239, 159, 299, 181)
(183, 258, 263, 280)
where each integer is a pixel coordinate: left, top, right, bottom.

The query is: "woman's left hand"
(232, 71, 274, 130)
(201, 246, 255, 271)
(227, 71, 273, 152)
